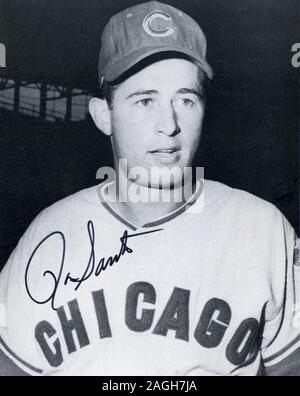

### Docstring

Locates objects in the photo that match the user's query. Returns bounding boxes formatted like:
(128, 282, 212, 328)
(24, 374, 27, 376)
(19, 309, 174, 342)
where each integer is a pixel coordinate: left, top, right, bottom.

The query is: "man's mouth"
(150, 147, 181, 154)
(149, 147, 181, 163)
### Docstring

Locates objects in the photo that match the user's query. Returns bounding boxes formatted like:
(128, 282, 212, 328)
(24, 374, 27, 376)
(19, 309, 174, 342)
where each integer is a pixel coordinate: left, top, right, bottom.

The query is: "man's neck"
(105, 179, 195, 228)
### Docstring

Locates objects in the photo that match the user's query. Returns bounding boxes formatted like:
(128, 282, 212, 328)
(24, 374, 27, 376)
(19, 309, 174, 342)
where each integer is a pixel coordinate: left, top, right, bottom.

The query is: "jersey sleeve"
(0, 218, 45, 376)
(262, 215, 300, 376)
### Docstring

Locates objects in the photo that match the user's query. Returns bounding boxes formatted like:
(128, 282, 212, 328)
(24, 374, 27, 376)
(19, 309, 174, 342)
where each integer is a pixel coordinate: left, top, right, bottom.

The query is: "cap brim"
(102, 45, 213, 82)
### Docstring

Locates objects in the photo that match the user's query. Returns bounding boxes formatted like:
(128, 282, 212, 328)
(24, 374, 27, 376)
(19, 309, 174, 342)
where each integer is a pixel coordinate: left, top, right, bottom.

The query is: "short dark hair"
(99, 80, 119, 110)
(99, 52, 210, 109)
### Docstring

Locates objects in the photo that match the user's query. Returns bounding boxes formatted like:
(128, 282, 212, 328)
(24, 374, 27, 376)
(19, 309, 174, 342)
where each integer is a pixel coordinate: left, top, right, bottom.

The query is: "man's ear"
(89, 98, 112, 136)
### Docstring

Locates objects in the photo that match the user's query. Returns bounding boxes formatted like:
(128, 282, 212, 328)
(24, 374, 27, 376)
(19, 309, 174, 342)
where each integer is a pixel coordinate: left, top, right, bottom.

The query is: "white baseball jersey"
(0, 180, 299, 376)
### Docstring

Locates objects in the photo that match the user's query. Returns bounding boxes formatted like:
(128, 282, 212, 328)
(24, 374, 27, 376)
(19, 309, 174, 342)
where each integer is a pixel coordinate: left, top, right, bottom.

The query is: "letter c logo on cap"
(143, 11, 174, 37)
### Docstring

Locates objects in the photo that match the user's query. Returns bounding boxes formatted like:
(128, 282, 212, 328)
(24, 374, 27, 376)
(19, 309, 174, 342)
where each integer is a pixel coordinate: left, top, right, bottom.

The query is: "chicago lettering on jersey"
(35, 282, 260, 368)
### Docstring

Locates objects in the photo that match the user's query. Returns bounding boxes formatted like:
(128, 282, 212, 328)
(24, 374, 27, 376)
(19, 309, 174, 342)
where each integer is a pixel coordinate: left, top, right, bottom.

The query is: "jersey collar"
(97, 180, 203, 231)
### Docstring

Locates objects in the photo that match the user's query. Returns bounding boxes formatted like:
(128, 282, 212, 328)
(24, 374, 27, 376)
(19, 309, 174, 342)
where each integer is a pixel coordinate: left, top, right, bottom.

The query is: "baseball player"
(0, 1, 299, 376)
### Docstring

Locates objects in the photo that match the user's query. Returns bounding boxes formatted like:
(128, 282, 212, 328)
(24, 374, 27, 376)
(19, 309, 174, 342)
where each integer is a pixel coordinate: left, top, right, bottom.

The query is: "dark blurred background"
(0, 0, 299, 271)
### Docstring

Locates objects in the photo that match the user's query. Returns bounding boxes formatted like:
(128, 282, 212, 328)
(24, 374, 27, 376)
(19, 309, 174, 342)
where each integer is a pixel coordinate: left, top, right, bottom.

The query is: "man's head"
(90, 1, 213, 189)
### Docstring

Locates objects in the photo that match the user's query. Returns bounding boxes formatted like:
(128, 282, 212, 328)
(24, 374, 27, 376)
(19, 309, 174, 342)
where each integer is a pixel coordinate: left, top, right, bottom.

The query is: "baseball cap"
(99, 1, 213, 84)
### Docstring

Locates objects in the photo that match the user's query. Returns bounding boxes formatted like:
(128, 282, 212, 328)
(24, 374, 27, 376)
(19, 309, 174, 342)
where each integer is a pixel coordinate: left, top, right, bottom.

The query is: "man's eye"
(182, 98, 195, 107)
(137, 98, 153, 107)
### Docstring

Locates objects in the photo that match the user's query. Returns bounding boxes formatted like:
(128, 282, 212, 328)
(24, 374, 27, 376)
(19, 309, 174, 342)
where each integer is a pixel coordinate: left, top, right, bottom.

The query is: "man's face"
(109, 58, 205, 188)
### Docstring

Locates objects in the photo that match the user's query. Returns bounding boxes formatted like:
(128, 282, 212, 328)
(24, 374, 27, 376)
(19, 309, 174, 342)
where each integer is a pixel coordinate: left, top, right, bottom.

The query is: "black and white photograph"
(0, 0, 299, 378)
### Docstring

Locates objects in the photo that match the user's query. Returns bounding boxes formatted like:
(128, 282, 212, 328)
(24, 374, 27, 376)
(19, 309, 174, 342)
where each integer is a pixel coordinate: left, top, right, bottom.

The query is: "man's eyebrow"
(126, 90, 158, 99)
(177, 88, 204, 99)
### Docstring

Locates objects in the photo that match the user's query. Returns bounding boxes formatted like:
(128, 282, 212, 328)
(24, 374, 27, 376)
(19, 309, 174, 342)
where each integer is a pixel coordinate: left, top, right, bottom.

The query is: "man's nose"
(155, 102, 180, 137)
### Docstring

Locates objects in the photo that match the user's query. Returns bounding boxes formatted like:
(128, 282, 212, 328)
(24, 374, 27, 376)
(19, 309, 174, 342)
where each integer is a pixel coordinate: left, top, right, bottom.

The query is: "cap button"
(126, 13, 133, 18)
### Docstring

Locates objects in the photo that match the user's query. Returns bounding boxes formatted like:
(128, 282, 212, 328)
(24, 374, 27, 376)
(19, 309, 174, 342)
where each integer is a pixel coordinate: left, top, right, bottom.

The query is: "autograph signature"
(25, 221, 162, 311)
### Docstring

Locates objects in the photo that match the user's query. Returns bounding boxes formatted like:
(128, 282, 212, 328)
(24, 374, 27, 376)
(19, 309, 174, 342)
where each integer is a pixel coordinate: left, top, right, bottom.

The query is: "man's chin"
(125, 162, 194, 191)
